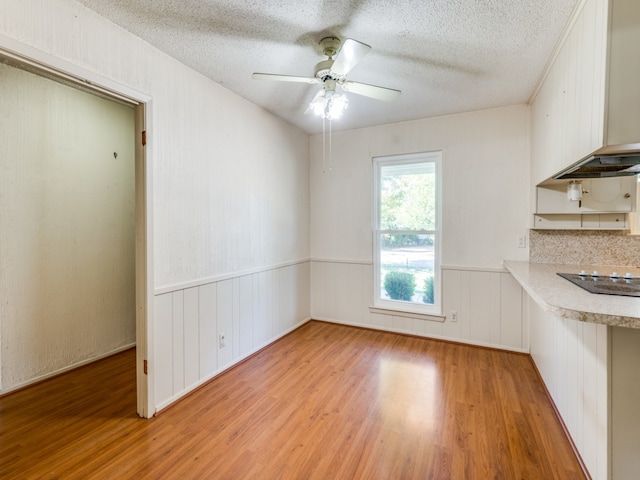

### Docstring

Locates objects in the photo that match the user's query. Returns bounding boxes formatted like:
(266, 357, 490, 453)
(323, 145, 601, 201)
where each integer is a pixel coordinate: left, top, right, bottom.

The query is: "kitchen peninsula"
(505, 258, 640, 480)
(504, 261, 640, 328)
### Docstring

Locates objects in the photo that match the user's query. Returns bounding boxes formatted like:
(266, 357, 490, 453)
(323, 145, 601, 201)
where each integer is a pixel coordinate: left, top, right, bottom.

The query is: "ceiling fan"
(252, 37, 401, 120)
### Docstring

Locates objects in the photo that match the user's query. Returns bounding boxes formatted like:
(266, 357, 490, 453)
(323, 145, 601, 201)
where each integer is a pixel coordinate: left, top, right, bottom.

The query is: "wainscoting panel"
(171, 290, 185, 394)
(153, 261, 310, 411)
(238, 274, 254, 358)
(198, 282, 217, 380)
(216, 279, 234, 369)
(311, 261, 526, 352)
(529, 299, 608, 480)
(442, 268, 526, 350)
(500, 272, 525, 350)
(183, 287, 200, 389)
(154, 293, 173, 405)
(466, 271, 502, 345)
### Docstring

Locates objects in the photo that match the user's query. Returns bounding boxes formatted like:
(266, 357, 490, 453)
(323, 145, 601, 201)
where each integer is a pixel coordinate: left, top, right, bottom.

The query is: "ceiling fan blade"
(341, 81, 401, 102)
(252, 73, 320, 84)
(330, 38, 371, 77)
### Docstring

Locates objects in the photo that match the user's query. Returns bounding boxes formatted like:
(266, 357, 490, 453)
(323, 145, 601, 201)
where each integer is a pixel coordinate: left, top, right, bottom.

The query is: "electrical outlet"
(218, 332, 226, 349)
(451, 311, 458, 322)
(517, 235, 527, 248)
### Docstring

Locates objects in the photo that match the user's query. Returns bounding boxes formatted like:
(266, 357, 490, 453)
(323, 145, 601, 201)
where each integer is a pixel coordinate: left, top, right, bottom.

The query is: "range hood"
(553, 143, 640, 180)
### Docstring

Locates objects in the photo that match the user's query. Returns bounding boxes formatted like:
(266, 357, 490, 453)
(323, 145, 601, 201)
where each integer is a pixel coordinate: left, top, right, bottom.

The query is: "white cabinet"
(531, 0, 640, 233)
(536, 177, 637, 214)
(531, 0, 607, 185)
(532, 0, 640, 186)
(606, 0, 640, 146)
(534, 177, 635, 230)
(534, 213, 627, 230)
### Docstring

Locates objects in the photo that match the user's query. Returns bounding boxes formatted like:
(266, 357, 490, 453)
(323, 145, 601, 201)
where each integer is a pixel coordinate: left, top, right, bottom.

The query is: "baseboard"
(0, 343, 136, 397)
(312, 316, 529, 354)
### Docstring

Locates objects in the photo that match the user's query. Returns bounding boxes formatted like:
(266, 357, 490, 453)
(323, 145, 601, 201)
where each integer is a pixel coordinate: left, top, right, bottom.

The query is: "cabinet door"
(579, 0, 607, 156)
(581, 177, 636, 213)
(533, 214, 582, 229)
(533, 213, 628, 230)
(530, 0, 608, 184)
(531, 50, 568, 185)
(537, 177, 637, 214)
(597, 213, 626, 229)
(536, 184, 581, 214)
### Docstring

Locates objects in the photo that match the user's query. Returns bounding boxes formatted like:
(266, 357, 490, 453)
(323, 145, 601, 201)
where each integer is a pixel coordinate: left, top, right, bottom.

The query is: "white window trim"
(372, 151, 443, 316)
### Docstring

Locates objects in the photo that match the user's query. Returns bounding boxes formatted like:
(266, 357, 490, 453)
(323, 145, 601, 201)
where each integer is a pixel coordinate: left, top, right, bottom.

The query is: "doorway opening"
(0, 42, 153, 417)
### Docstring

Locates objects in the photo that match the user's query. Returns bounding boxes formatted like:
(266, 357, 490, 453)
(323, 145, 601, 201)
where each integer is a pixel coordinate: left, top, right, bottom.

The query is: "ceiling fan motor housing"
(319, 37, 341, 57)
(315, 37, 342, 81)
(314, 59, 335, 81)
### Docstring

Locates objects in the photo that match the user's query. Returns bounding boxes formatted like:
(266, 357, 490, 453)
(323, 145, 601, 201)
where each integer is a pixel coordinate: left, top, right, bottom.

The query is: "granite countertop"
(504, 260, 640, 328)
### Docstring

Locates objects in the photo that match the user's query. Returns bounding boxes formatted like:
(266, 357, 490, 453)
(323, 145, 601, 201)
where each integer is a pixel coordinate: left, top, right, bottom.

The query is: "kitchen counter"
(504, 260, 640, 328)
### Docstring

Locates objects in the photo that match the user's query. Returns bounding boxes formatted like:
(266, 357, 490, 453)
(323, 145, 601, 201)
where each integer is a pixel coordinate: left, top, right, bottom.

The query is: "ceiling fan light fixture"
(309, 90, 349, 120)
(309, 91, 328, 116)
(326, 92, 348, 120)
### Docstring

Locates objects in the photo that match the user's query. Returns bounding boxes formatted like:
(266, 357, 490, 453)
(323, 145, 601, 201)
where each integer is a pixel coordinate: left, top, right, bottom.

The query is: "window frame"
(372, 151, 442, 316)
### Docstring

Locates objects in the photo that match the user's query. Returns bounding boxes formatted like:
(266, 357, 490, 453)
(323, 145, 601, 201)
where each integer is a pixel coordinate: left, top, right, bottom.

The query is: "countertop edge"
(503, 260, 640, 329)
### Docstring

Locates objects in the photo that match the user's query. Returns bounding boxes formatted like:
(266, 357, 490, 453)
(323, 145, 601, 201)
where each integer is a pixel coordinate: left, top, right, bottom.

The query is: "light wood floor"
(0, 321, 586, 479)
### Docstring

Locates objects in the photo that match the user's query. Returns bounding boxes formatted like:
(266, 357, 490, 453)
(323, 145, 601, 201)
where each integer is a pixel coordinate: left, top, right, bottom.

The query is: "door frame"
(0, 34, 155, 417)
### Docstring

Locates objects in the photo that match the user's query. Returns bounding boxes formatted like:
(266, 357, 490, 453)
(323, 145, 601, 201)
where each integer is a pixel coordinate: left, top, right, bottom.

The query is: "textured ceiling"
(75, 0, 580, 134)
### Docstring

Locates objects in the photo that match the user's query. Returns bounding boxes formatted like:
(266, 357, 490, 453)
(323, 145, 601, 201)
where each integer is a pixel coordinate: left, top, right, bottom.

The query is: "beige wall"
(310, 105, 531, 267)
(0, 0, 310, 289)
(0, 63, 136, 390)
(309, 105, 531, 350)
(0, 0, 311, 410)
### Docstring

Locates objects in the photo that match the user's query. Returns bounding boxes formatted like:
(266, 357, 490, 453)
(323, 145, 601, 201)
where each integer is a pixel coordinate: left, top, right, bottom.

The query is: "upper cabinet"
(606, 0, 640, 146)
(531, 0, 640, 185)
(536, 176, 637, 214)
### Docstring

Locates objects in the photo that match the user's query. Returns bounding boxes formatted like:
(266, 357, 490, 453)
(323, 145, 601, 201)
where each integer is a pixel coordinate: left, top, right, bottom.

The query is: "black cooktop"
(557, 273, 640, 297)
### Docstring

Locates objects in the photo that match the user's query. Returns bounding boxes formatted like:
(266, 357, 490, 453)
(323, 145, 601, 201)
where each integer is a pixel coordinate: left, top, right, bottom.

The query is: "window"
(373, 152, 442, 315)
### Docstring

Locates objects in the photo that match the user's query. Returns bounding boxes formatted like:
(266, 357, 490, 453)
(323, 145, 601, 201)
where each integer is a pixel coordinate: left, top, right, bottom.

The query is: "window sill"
(369, 306, 446, 323)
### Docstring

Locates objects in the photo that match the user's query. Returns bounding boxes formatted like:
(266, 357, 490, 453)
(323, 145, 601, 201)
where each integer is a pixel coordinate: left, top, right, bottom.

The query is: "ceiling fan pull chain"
(329, 118, 333, 171)
(322, 114, 326, 173)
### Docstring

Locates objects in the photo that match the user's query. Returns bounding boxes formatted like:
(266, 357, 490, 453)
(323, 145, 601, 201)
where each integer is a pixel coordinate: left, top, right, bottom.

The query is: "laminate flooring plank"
(0, 321, 586, 479)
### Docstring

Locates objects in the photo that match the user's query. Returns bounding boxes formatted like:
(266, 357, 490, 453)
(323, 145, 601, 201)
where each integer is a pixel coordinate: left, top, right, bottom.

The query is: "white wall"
(0, 63, 136, 391)
(310, 105, 530, 350)
(151, 65, 310, 287)
(0, 0, 310, 286)
(0, 0, 311, 409)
